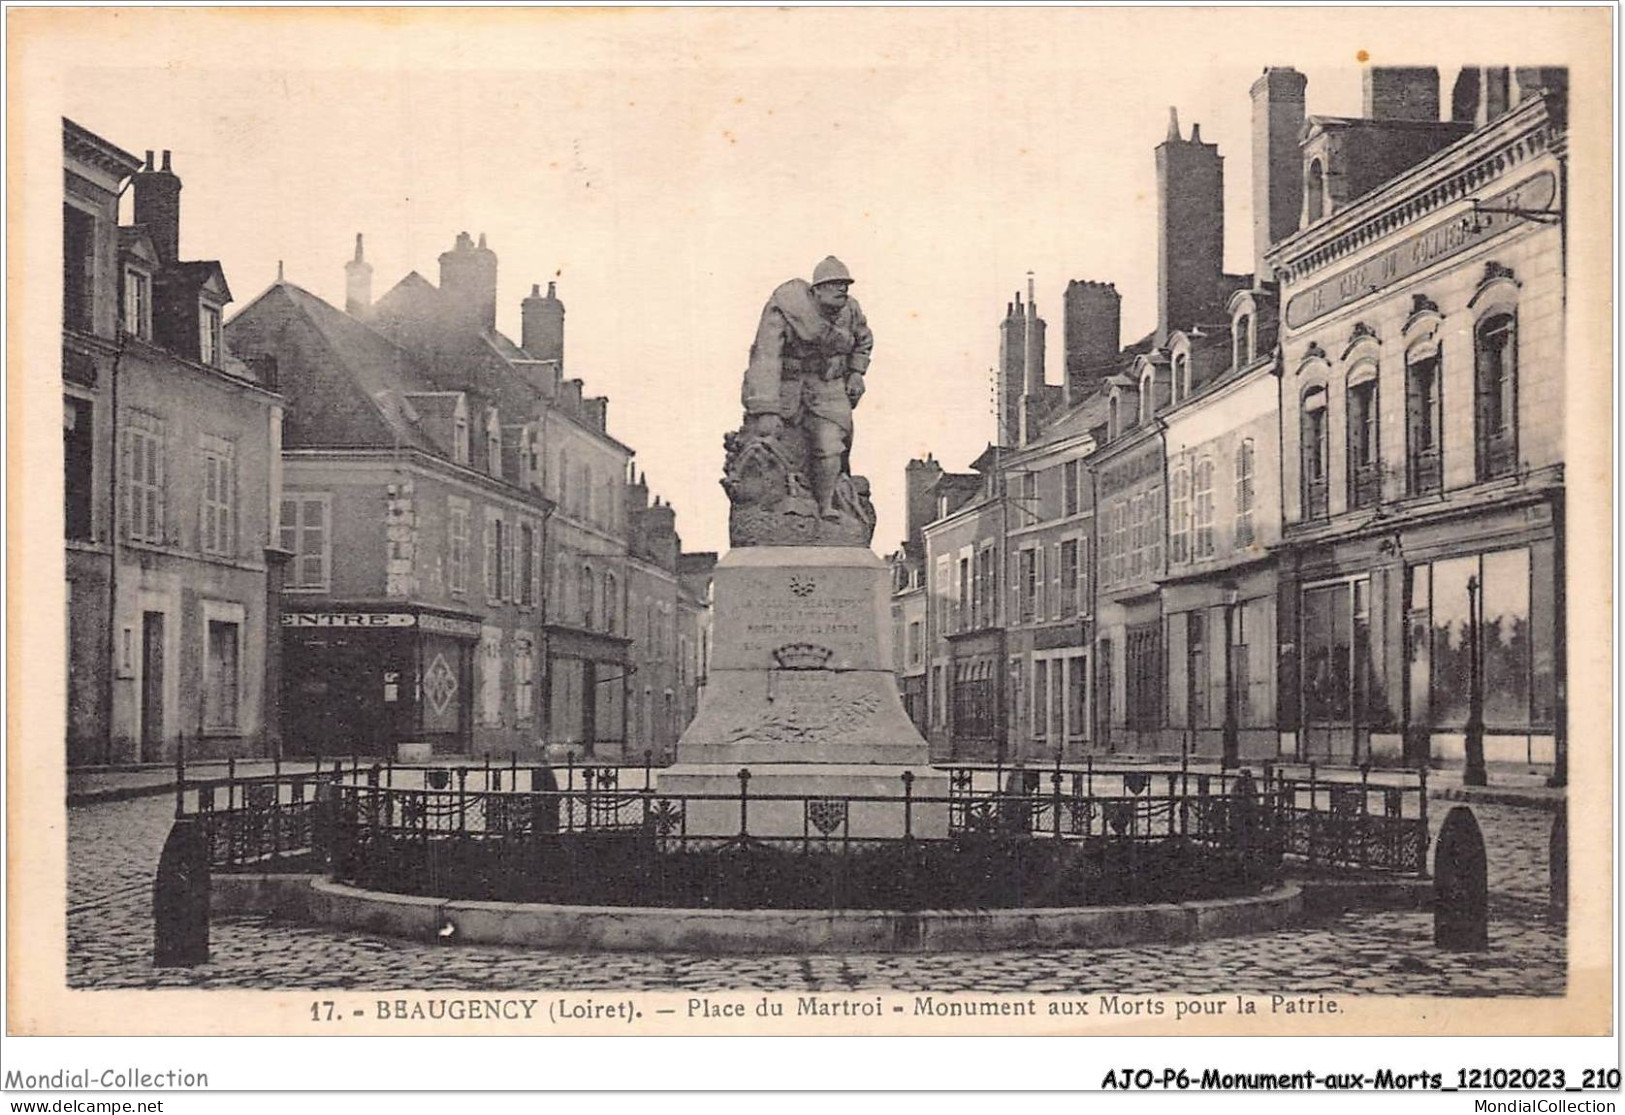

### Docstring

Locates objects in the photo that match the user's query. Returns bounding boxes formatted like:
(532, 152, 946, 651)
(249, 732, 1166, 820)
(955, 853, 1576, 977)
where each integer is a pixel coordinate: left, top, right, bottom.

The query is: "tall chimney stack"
(133, 149, 182, 264)
(438, 231, 499, 332)
(1156, 109, 1224, 344)
(345, 233, 373, 317)
(1251, 67, 1308, 281)
(521, 280, 566, 368)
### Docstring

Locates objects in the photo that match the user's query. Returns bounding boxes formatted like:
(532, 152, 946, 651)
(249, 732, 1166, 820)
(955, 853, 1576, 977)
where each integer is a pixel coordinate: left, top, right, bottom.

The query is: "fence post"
(457, 767, 468, 834)
(645, 749, 653, 792)
(737, 768, 751, 837)
(227, 756, 237, 812)
(1051, 769, 1063, 840)
(1307, 761, 1319, 869)
(902, 771, 915, 840)
(1358, 762, 1371, 869)
(1416, 765, 1431, 878)
(1086, 754, 1094, 798)
(174, 740, 187, 820)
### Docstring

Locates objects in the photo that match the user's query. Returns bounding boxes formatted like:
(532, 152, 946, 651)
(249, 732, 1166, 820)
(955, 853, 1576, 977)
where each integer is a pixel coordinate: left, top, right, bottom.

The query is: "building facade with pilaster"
(65, 121, 283, 766)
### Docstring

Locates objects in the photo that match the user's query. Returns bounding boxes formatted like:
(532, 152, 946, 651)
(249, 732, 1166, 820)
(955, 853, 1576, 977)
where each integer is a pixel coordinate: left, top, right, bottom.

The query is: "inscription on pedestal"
(723, 673, 882, 746)
(716, 567, 879, 670)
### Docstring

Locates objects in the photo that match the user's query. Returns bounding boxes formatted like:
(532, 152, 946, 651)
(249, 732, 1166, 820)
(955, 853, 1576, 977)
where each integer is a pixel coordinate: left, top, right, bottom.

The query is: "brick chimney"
(1363, 66, 1440, 121)
(438, 231, 498, 332)
(133, 149, 182, 264)
(521, 280, 565, 366)
(345, 233, 373, 317)
(904, 454, 944, 546)
(996, 293, 1026, 447)
(1022, 272, 1045, 401)
(1063, 280, 1121, 404)
(1251, 67, 1308, 280)
(1156, 109, 1224, 344)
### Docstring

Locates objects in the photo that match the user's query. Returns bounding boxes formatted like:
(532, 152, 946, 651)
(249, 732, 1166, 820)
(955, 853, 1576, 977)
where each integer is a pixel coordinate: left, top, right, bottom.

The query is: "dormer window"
(1234, 313, 1253, 369)
(1305, 159, 1327, 224)
(123, 267, 152, 341)
(486, 412, 502, 478)
(199, 303, 223, 367)
(1139, 371, 1155, 423)
(453, 410, 470, 465)
(1172, 353, 1189, 402)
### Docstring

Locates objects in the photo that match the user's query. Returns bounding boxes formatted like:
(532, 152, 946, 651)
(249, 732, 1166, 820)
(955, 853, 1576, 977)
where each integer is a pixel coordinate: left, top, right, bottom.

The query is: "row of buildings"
(63, 120, 713, 767)
(891, 64, 1567, 776)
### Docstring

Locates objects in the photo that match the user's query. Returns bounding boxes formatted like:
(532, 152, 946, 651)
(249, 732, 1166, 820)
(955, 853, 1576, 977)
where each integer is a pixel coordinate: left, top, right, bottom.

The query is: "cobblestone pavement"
(67, 794, 1565, 995)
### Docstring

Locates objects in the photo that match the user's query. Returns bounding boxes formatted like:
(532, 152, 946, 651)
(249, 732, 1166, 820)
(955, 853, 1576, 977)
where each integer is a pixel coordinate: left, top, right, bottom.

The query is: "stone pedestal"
(663, 547, 939, 837)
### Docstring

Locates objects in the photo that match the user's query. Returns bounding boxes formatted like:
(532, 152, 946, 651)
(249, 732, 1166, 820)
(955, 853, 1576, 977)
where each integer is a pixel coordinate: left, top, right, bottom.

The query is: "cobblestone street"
(67, 793, 1565, 995)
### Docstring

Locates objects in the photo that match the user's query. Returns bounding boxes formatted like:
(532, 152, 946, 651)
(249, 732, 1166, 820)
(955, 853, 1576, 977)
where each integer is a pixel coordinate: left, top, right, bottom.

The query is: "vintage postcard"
(4, 3, 1616, 1067)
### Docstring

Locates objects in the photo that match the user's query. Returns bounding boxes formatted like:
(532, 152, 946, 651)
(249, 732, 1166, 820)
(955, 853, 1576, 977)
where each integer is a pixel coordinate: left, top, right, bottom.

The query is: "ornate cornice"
(1268, 97, 1562, 286)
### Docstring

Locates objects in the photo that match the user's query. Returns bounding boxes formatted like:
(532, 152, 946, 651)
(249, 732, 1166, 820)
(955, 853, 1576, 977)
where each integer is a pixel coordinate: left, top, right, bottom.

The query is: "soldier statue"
(724, 257, 877, 547)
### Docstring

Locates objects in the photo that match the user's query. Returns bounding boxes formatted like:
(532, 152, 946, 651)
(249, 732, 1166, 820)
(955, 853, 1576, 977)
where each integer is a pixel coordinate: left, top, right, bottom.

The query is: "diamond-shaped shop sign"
(423, 652, 458, 716)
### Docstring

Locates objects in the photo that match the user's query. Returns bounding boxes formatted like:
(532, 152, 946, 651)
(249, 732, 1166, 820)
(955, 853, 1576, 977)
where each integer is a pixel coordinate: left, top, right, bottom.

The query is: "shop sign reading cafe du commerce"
(1284, 171, 1555, 330)
(282, 611, 485, 639)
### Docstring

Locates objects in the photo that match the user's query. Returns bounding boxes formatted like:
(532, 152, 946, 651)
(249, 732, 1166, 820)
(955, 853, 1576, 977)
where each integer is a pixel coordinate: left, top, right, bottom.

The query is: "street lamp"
(1221, 585, 1240, 772)
(1463, 574, 1487, 787)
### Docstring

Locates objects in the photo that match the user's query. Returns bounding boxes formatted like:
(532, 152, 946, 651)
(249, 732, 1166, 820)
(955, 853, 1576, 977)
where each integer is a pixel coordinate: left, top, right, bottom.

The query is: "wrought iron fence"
(321, 783, 1285, 910)
(175, 749, 1430, 906)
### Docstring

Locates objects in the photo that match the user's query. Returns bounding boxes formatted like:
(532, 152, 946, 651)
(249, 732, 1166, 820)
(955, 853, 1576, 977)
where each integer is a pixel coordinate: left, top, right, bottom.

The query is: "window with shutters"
(956, 555, 970, 632)
(1475, 313, 1518, 480)
(481, 513, 500, 601)
(199, 304, 223, 367)
(64, 204, 96, 334)
(1148, 484, 1163, 574)
(279, 493, 330, 591)
(603, 571, 618, 633)
(447, 499, 470, 593)
(1234, 438, 1256, 547)
(1019, 548, 1037, 625)
(123, 268, 152, 341)
(64, 396, 94, 540)
(504, 521, 518, 602)
(1301, 387, 1330, 517)
(518, 522, 535, 606)
(1406, 352, 1442, 494)
(123, 419, 166, 543)
(1193, 459, 1215, 558)
(1169, 465, 1190, 563)
(199, 436, 235, 556)
(1347, 373, 1380, 509)
(1059, 539, 1079, 618)
(1077, 537, 1089, 615)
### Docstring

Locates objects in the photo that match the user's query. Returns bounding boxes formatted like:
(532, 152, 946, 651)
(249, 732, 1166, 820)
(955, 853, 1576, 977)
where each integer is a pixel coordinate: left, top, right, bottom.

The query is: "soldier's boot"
(812, 454, 843, 521)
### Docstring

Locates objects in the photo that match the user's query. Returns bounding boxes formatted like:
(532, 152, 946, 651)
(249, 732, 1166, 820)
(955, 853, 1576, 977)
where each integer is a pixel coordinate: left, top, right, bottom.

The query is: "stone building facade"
(227, 232, 707, 761)
(997, 399, 1102, 763)
(64, 121, 283, 765)
(903, 64, 1566, 777)
(1270, 73, 1567, 769)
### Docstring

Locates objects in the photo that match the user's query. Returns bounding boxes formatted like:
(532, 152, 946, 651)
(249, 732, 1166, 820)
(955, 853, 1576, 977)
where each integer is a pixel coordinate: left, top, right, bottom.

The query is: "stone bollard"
(1548, 803, 1567, 926)
(1433, 805, 1489, 951)
(153, 818, 210, 967)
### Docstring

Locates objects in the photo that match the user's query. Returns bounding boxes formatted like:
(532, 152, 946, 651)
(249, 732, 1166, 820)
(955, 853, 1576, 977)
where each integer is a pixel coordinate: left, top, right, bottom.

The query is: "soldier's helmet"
(811, 256, 854, 287)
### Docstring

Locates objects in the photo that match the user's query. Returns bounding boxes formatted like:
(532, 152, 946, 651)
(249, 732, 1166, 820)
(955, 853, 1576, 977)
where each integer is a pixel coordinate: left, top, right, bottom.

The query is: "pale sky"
(30, 6, 1602, 555)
